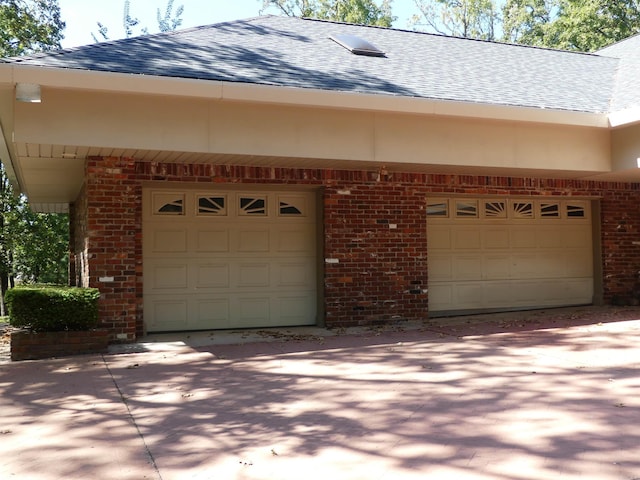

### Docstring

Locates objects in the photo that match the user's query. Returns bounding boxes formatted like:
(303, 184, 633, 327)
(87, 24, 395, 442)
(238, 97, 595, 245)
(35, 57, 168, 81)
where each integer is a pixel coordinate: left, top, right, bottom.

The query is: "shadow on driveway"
(1, 306, 640, 479)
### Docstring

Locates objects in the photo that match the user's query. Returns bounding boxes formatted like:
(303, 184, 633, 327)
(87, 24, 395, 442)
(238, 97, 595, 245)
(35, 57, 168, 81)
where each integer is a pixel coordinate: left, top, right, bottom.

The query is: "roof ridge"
(294, 15, 603, 58)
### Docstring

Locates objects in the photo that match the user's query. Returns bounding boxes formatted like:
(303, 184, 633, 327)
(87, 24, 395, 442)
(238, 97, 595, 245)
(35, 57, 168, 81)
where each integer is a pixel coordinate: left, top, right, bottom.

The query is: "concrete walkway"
(1, 307, 640, 479)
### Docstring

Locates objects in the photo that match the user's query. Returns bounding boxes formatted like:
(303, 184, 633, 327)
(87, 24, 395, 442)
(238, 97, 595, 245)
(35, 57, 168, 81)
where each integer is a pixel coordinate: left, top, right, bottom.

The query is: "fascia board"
(0, 64, 609, 128)
(0, 121, 21, 193)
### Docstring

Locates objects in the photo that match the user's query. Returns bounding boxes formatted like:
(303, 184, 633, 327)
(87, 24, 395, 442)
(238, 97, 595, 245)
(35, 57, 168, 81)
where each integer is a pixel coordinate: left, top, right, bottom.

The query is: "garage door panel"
(196, 263, 230, 288)
(454, 229, 481, 249)
(237, 229, 270, 252)
(428, 284, 453, 310)
(454, 256, 483, 280)
(195, 297, 230, 329)
(564, 228, 592, 248)
(276, 228, 314, 253)
(536, 253, 568, 277)
(428, 197, 594, 314)
(237, 297, 271, 326)
(150, 229, 187, 253)
(147, 297, 188, 330)
(511, 228, 537, 248)
(196, 229, 229, 253)
(278, 262, 313, 287)
(565, 279, 593, 300)
(484, 255, 510, 279)
(484, 229, 510, 249)
(237, 263, 270, 287)
(483, 281, 513, 306)
(511, 254, 539, 277)
(455, 284, 484, 308)
(150, 264, 188, 289)
(537, 229, 564, 248)
(511, 281, 550, 303)
(565, 252, 593, 276)
(428, 228, 452, 249)
(429, 256, 453, 281)
(276, 295, 317, 325)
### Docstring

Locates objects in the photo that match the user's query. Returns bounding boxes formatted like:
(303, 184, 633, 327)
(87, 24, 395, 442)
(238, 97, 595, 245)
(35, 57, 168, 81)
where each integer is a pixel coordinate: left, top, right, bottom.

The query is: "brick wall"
(72, 158, 640, 340)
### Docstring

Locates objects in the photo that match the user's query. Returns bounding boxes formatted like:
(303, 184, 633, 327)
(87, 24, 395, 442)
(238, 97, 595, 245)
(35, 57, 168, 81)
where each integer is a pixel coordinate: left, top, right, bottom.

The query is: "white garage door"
(143, 188, 317, 332)
(427, 197, 594, 314)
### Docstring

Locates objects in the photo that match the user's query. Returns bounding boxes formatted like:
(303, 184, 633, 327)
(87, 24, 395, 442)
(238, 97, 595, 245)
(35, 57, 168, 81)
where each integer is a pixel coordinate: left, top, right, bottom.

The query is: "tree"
(9, 201, 68, 285)
(0, 165, 69, 315)
(0, 1, 67, 313)
(411, 0, 501, 40)
(260, 0, 396, 27)
(157, 0, 184, 32)
(544, 0, 640, 51)
(92, 0, 184, 42)
(0, 0, 65, 57)
(502, 0, 557, 47)
(412, 0, 640, 51)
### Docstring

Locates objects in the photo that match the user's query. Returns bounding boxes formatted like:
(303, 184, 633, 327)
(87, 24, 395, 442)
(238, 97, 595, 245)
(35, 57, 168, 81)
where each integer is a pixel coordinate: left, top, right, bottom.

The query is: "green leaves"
(6, 285, 100, 332)
(0, 164, 69, 288)
(0, 0, 65, 57)
(261, 0, 396, 27)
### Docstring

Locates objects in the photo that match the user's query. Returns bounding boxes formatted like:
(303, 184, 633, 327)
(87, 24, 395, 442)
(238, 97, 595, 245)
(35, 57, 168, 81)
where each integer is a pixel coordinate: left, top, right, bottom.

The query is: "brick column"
(83, 157, 140, 342)
(323, 182, 429, 327)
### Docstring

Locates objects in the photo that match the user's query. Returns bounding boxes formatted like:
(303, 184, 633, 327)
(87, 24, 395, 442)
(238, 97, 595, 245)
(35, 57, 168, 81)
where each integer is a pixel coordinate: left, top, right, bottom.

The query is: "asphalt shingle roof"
(2, 15, 630, 114)
(597, 34, 640, 112)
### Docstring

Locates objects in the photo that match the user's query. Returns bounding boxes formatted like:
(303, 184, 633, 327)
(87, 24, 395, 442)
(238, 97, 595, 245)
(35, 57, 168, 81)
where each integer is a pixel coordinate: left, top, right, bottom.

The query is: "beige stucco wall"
(611, 123, 640, 172)
(12, 88, 611, 175)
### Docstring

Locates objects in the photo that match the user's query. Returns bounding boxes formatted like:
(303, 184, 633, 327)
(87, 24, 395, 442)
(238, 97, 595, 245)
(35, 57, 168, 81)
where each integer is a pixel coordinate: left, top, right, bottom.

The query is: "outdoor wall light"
(15, 83, 41, 103)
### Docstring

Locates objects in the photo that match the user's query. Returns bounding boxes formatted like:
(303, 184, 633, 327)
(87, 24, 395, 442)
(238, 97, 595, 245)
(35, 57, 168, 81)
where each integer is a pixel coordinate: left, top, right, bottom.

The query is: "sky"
(58, 0, 419, 48)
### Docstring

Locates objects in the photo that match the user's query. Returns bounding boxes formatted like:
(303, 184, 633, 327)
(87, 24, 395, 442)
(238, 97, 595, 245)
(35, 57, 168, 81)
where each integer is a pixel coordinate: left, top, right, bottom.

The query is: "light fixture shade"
(15, 83, 41, 103)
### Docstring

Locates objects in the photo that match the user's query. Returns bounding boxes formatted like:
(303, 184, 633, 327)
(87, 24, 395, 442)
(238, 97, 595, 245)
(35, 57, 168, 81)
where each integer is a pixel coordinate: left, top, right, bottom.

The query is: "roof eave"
(0, 120, 21, 194)
(0, 63, 610, 128)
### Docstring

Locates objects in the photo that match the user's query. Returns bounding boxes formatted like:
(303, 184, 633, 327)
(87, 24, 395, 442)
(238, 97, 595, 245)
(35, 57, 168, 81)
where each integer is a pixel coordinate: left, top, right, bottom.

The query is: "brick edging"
(10, 329, 110, 361)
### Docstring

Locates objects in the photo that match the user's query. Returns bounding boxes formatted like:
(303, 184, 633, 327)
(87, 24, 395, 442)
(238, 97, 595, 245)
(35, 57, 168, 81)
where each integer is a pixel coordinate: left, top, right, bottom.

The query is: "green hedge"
(5, 285, 100, 332)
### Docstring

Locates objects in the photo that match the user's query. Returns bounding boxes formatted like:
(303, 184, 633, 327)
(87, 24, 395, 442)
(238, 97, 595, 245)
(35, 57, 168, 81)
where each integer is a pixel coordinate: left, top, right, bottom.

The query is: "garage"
(427, 197, 594, 315)
(143, 188, 318, 332)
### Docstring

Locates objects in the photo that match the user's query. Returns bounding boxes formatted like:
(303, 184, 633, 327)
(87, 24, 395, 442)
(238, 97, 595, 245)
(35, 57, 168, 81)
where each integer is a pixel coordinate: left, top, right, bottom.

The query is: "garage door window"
(240, 196, 267, 215)
(197, 196, 227, 216)
(456, 200, 478, 217)
(426, 199, 449, 217)
(484, 201, 507, 218)
(153, 192, 185, 215)
(540, 202, 560, 218)
(512, 201, 533, 218)
(567, 203, 586, 217)
(279, 195, 307, 216)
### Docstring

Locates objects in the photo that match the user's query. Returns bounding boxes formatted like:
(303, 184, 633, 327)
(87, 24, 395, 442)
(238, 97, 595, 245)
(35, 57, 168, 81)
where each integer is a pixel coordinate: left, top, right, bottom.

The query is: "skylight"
(330, 34, 385, 57)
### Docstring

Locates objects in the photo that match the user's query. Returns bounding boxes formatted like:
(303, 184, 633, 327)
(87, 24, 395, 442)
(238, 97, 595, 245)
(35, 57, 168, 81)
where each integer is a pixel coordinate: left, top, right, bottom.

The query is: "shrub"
(5, 285, 100, 332)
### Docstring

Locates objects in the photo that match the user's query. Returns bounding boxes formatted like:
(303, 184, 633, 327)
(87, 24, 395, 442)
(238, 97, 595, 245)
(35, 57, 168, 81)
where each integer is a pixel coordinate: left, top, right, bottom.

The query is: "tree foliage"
(412, 0, 640, 51)
(545, 0, 640, 51)
(411, 0, 500, 40)
(0, 165, 68, 285)
(502, 0, 556, 46)
(92, 0, 184, 42)
(0, 0, 64, 57)
(260, 0, 396, 27)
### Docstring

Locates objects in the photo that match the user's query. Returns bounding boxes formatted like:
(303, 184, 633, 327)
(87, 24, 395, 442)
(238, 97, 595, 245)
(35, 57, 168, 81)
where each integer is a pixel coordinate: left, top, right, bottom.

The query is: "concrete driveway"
(1, 307, 640, 480)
